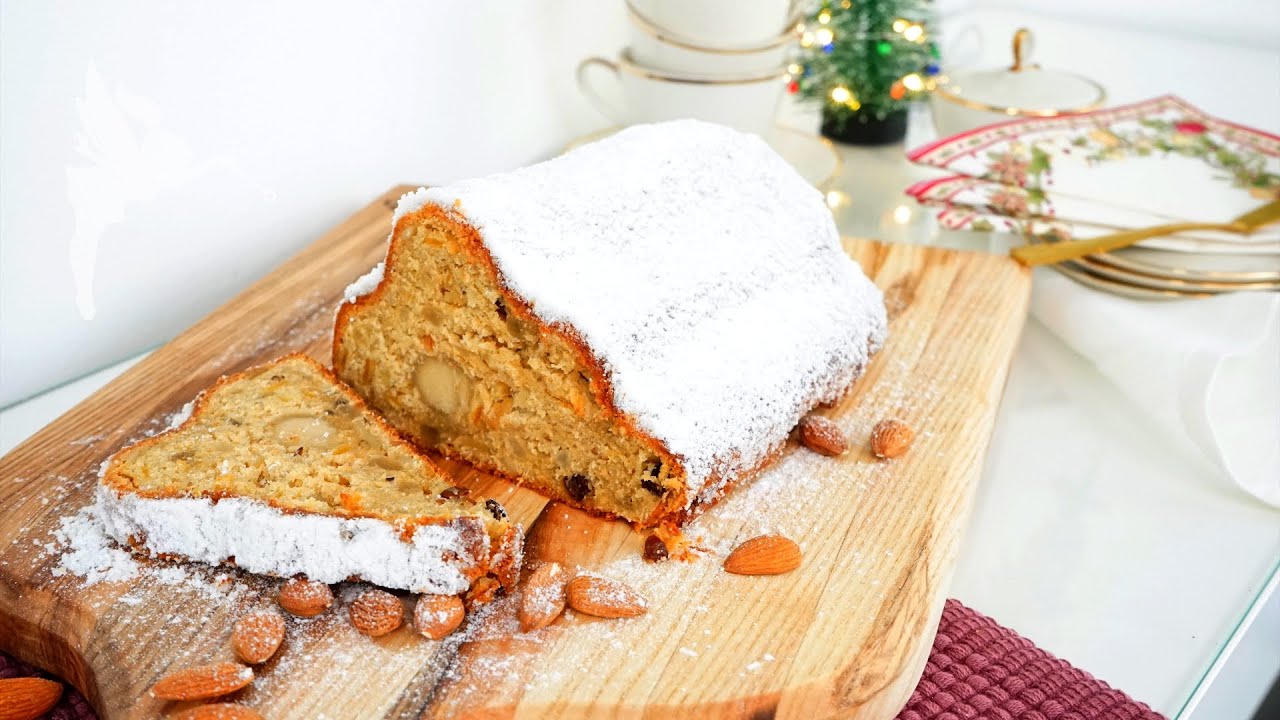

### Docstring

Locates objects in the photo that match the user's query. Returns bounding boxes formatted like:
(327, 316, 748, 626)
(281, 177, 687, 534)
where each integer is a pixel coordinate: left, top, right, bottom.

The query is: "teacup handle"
(576, 57, 625, 124)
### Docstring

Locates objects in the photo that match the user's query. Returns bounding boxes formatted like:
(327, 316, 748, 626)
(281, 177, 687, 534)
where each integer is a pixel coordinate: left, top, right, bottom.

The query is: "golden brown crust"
(100, 352, 519, 589)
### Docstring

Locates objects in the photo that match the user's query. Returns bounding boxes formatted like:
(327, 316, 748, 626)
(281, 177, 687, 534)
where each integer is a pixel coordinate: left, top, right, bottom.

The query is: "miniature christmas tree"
(791, 0, 940, 144)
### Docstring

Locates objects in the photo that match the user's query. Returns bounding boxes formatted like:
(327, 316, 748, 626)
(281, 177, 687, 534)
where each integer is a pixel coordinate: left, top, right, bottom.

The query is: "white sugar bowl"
(931, 29, 1106, 138)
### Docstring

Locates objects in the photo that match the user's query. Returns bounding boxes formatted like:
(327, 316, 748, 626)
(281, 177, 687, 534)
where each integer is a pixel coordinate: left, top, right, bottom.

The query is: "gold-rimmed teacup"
(626, 0, 802, 53)
(576, 51, 789, 137)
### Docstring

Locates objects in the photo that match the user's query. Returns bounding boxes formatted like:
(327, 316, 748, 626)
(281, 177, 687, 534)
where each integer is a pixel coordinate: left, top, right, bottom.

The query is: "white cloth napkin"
(1031, 270, 1280, 507)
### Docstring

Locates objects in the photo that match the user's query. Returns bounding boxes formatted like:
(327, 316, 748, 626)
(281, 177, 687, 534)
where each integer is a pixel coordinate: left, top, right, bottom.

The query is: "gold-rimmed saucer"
(564, 125, 841, 191)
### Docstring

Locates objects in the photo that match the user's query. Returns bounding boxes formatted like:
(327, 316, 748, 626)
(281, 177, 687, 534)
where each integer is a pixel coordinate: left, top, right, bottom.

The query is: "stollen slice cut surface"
(97, 353, 522, 594)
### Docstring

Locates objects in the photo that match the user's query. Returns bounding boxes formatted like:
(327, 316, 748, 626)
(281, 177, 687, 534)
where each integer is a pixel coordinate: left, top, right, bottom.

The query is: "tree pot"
(821, 107, 909, 145)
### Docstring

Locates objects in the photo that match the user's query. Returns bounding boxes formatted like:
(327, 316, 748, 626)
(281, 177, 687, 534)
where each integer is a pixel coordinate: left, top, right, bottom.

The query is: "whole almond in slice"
(231, 611, 285, 664)
(565, 575, 647, 619)
(172, 703, 264, 720)
(277, 577, 333, 618)
(414, 594, 465, 640)
(150, 662, 254, 701)
(0, 677, 62, 720)
(724, 535, 802, 576)
(518, 561, 569, 632)
(870, 419, 914, 459)
(349, 588, 404, 637)
(797, 415, 848, 456)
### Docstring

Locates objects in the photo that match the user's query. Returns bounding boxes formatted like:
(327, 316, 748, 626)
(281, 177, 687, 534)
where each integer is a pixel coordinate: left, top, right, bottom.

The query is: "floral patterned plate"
(907, 174, 1280, 254)
(907, 96, 1280, 253)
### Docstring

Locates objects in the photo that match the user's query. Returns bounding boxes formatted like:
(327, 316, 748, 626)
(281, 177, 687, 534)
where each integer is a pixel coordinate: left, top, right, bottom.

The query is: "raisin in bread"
(333, 120, 887, 527)
(97, 353, 521, 593)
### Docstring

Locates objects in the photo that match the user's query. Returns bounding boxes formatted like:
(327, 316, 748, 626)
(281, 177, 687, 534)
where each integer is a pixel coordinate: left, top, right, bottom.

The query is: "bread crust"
(333, 203, 868, 529)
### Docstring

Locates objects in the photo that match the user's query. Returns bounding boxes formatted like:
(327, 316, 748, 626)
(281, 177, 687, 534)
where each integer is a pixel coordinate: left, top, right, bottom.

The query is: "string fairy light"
(901, 73, 923, 91)
(814, 27, 834, 45)
(828, 85, 861, 110)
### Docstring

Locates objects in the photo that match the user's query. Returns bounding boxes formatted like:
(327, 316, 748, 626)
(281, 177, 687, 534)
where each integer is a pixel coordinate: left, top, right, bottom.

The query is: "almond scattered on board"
(172, 703, 264, 720)
(231, 611, 285, 665)
(349, 588, 404, 637)
(797, 415, 848, 456)
(870, 419, 914, 459)
(566, 575, 648, 619)
(149, 662, 254, 701)
(0, 677, 62, 720)
(518, 561, 569, 632)
(414, 594, 466, 640)
(724, 534, 802, 576)
(277, 577, 334, 617)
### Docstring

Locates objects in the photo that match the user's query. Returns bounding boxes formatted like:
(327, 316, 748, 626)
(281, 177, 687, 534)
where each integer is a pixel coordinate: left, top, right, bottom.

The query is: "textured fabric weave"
(0, 598, 1164, 719)
(898, 600, 1165, 720)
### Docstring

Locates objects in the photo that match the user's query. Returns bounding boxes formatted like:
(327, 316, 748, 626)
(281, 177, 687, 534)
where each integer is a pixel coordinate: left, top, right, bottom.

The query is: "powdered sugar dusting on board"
(390, 120, 887, 505)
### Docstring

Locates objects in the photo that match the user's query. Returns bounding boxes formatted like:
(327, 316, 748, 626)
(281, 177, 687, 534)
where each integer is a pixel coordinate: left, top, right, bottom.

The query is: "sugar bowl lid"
(933, 29, 1106, 117)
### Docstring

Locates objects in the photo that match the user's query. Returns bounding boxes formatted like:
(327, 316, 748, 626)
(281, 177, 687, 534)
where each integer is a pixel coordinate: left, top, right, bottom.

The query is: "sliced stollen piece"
(334, 119, 887, 528)
(96, 353, 522, 594)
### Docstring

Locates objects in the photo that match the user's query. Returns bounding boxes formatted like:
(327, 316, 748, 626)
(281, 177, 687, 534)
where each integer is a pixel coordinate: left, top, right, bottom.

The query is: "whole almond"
(870, 419, 914, 459)
(565, 575, 648, 619)
(0, 677, 62, 720)
(349, 588, 404, 637)
(172, 703, 264, 720)
(797, 415, 848, 456)
(150, 662, 254, 701)
(724, 535, 802, 576)
(231, 611, 285, 664)
(277, 577, 333, 617)
(414, 594, 465, 640)
(518, 561, 569, 632)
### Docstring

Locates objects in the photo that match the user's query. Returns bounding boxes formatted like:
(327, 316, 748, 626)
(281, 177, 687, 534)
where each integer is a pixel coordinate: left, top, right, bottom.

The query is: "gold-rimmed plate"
(1072, 254, 1280, 293)
(1054, 261, 1216, 300)
(1094, 246, 1280, 283)
(564, 125, 842, 190)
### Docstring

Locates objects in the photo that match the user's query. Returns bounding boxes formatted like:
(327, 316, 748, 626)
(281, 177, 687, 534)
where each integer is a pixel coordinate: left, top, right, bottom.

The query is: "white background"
(3, 0, 1279, 406)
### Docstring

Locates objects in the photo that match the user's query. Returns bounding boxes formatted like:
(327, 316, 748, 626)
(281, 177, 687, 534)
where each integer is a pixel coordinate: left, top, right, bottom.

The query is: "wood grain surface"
(0, 185, 1031, 719)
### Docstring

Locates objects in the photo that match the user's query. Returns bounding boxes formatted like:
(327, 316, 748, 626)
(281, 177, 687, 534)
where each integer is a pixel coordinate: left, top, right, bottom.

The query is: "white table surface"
(2, 6, 1278, 719)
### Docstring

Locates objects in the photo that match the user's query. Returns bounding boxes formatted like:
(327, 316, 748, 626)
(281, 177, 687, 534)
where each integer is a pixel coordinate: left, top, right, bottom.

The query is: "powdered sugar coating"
(388, 120, 887, 504)
(94, 484, 483, 594)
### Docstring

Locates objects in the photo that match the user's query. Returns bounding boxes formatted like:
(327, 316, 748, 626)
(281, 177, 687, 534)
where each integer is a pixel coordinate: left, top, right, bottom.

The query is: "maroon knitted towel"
(898, 599, 1164, 720)
(1, 598, 1163, 719)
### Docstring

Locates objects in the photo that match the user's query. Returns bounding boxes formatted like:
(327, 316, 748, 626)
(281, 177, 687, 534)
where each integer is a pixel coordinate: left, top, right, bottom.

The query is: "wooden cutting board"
(0, 185, 1030, 719)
